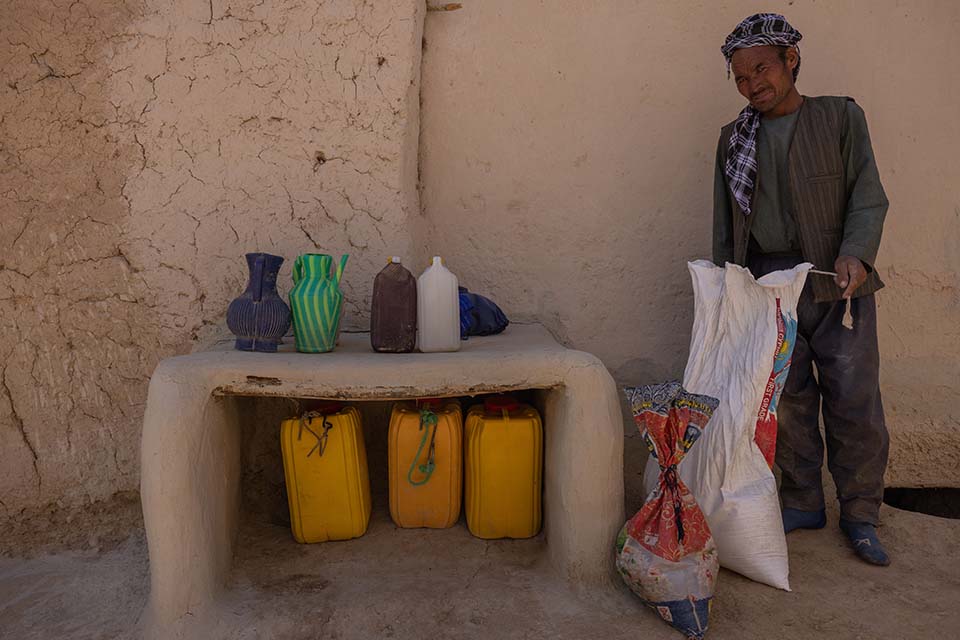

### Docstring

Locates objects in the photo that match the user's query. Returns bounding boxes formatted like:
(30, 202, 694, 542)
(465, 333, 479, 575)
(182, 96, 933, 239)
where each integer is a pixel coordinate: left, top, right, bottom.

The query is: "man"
(713, 14, 891, 566)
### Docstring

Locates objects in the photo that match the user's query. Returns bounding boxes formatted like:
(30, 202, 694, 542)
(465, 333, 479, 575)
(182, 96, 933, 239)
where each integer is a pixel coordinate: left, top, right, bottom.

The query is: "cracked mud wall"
(420, 3, 960, 485)
(0, 0, 425, 517)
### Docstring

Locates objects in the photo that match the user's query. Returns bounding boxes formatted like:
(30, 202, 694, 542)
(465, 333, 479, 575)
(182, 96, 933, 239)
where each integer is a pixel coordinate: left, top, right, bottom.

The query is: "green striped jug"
(289, 253, 349, 353)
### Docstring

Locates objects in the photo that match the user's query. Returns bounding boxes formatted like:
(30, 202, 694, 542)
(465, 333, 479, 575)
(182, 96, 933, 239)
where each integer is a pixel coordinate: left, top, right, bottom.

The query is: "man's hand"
(834, 256, 867, 299)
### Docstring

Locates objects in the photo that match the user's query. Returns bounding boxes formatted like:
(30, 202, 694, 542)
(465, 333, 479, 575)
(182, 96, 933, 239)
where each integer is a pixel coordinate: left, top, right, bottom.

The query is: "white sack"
(644, 260, 811, 591)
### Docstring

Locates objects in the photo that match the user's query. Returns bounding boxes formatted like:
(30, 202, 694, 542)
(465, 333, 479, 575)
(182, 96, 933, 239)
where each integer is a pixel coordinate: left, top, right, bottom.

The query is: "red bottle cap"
(484, 395, 522, 413)
(311, 401, 345, 415)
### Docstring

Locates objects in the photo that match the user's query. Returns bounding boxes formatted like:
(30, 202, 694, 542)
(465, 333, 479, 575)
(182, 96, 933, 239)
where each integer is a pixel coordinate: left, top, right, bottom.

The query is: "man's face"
(730, 45, 797, 115)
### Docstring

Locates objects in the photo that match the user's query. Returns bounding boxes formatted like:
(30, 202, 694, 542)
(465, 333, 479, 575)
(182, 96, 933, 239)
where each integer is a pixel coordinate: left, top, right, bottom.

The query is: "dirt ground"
(2, 432, 959, 640)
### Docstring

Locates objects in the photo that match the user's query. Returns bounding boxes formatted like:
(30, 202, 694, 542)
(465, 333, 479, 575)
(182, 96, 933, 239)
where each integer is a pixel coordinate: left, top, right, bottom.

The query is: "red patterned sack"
(617, 381, 719, 639)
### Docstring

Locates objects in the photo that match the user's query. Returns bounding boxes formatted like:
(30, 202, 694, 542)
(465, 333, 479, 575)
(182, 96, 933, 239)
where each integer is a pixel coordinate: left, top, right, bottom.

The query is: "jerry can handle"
(407, 409, 439, 486)
(298, 411, 334, 458)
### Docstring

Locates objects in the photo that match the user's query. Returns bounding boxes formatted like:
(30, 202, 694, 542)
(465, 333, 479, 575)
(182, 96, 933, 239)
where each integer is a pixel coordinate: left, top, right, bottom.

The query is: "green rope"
(407, 408, 439, 486)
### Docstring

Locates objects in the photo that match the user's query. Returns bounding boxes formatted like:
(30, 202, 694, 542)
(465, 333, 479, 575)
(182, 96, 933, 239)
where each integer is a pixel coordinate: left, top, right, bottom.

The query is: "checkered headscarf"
(720, 13, 802, 216)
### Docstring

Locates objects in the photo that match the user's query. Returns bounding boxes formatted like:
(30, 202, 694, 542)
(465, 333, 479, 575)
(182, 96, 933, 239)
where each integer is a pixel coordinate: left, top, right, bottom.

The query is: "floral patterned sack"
(617, 381, 719, 639)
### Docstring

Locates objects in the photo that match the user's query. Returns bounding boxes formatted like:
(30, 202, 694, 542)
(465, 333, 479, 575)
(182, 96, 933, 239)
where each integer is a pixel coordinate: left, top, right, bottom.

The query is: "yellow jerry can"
(280, 403, 371, 543)
(388, 399, 463, 529)
(465, 396, 543, 539)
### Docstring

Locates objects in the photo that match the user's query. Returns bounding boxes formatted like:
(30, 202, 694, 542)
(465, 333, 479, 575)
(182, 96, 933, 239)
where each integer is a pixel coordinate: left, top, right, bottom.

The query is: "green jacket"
(713, 96, 888, 302)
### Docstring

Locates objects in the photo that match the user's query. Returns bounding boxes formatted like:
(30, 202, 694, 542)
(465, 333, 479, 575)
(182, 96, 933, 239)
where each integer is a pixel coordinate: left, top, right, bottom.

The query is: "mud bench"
(139, 324, 625, 637)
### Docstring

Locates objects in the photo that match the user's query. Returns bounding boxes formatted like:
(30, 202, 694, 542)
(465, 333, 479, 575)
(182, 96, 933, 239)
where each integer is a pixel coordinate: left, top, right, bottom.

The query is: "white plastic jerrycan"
(417, 256, 461, 353)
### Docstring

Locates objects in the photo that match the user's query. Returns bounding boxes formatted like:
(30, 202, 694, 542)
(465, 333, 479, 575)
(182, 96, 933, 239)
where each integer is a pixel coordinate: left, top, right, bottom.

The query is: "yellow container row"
(279, 397, 543, 543)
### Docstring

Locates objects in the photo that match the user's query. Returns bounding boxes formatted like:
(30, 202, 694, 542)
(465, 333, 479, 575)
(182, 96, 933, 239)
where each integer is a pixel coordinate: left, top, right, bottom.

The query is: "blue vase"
(227, 253, 291, 352)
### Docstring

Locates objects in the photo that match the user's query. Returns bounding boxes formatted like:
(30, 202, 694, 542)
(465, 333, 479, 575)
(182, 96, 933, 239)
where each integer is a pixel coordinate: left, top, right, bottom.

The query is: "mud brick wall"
(0, 0, 424, 516)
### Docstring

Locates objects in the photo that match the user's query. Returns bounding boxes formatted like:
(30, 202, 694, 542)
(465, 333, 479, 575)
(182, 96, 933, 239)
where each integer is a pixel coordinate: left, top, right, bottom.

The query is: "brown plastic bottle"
(371, 257, 417, 353)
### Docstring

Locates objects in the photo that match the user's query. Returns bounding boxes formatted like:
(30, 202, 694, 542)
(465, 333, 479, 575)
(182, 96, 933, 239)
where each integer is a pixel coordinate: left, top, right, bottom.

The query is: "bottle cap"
(432, 256, 443, 266)
(308, 401, 344, 415)
(484, 395, 522, 413)
(390, 256, 401, 263)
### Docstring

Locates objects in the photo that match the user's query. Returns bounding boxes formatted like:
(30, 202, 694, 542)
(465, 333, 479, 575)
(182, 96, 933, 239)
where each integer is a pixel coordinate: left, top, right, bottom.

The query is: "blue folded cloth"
(458, 287, 509, 339)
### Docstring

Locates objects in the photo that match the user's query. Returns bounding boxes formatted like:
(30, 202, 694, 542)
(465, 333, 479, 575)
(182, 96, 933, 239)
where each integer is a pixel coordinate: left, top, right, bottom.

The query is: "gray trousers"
(748, 254, 889, 525)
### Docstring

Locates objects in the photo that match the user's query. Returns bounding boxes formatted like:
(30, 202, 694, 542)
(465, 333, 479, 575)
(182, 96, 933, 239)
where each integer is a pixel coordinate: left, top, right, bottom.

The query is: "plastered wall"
(2, 0, 958, 517)
(0, 0, 424, 517)
(419, 2, 960, 482)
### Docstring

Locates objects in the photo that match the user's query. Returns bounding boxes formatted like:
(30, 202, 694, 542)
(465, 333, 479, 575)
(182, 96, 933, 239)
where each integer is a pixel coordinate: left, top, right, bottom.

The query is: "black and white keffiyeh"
(724, 108, 763, 215)
(720, 14, 802, 216)
(721, 13, 803, 77)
